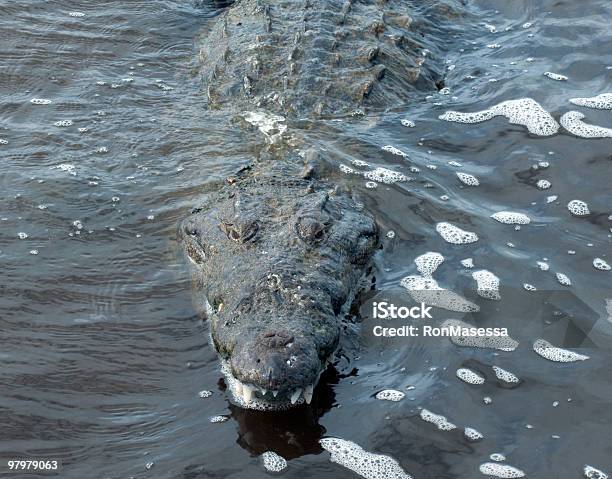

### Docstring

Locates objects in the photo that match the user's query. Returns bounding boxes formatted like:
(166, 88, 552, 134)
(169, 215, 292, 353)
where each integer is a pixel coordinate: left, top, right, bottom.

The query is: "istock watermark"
(372, 301, 433, 319)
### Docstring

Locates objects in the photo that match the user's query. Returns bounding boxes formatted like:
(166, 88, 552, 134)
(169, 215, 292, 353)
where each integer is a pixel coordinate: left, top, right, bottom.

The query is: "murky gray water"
(1, 0, 610, 478)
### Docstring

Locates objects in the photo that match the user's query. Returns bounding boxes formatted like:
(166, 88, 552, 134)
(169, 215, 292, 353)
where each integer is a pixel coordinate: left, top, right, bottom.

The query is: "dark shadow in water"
(226, 366, 341, 459)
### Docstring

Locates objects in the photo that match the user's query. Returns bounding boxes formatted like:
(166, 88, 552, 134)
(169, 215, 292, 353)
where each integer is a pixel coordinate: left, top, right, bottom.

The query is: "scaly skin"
(182, 0, 466, 408)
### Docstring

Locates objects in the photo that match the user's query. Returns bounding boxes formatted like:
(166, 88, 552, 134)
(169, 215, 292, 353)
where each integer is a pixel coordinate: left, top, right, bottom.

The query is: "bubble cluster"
(375, 389, 405, 402)
(243, 111, 287, 142)
(54, 120, 73, 127)
(567, 199, 590, 216)
(492, 366, 520, 384)
(382, 145, 408, 157)
(490, 454, 506, 462)
(401, 276, 480, 313)
(439, 98, 559, 136)
(537, 179, 551, 189)
(209, 415, 228, 423)
(364, 167, 408, 184)
(320, 438, 412, 479)
(457, 172, 480, 186)
(543, 72, 568, 81)
(560, 111, 612, 138)
(420, 408, 457, 431)
(593, 258, 611, 271)
(456, 368, 485, 385)
(479, 462, 525, 478)
(491, 211, 531, 225)
(523, 283, 537, 292)
(0, 139, 7, 145)
(414, 252, 444, 277)
(533, 339, 590, 362)
(556, 272, 571, 286)
(584, 465, 608, 479)
(461, 258, 474, 268)
(30, 98, 52, 105)
(443, 319, 519, 351)
(262, 452, 287, 472)
(570, 93, 612, 110)
(472, 269, 501, 300)
(401, 119, 415, 128)
(69, 11, 85, 17)
(198, 390, 212, 398)
(464, 427, 484, 441)
(436, 222, 479, 245)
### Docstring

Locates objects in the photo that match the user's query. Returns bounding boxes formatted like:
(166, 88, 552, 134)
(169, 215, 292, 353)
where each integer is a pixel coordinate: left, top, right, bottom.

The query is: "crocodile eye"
(221, 220, 258, 243)
(295, 216, 327, 244)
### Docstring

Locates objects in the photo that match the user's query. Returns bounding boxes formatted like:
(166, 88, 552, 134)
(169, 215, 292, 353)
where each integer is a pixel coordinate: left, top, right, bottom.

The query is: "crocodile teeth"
(272, 390, 279, 397)
(235, 381, 243, 396)
(290, 388, 302, 405)
(243, 384, 254, 403)
(260, 388, 267, 396)
(304, 384, 314, 404)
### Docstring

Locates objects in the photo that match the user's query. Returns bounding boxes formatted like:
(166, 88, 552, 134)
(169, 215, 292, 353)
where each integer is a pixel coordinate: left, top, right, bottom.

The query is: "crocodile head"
(181, 180, 378, 409)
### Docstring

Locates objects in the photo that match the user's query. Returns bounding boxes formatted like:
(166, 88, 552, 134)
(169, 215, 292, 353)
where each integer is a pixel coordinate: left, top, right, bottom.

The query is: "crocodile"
(181, 0, 465, 409)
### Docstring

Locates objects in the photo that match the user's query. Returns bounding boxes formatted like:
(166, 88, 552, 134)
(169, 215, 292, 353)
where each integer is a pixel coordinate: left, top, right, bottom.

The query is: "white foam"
(382, 145, 408, 157)
(456, 368, 485, 385)
(567, 199, 590, 216)
(365, 181, 377, 189)
(570, 93, 612, 110)
(537, 179, 551, 189)
(420, 409, 457, 431)
(479, 462, 525, 478)
(457, 172, 480, 186)
(464, 427, 484, 441)
(351, 159, 369, 167)
(442, 319, 519, 351)
(461, 258, 474, 268)
(439, 98, 559, 136)
(546, 195, 558, 203)
(54, 120, 73, 127)
(198, 390, 212, 398)
(490, 453, 506, 462)
(543, 72, 567, 81)
(556, 272, 571, 286)
(18, 232, 28, 240)
(472, 270, 501, 300)
(414, 252, 444, 277)
(401, 276, 480, 313)
(243, 111, 287, 142)
(262, 451, 287, 472)
(523, 283, 537, 292)
(537, 261, 549, 271)
(69, 11, 85, 17)
(30, 98, 52, 105)
(320, 438, 412, 479)
(560, 111, 612, 138)
(593, 258, 611, 271)
(401, 119, 415, 128)
(0, 139, 7, 145)
(491, 211, 531, 225)
(364, 167, 408, 184)
(210, 415, 228, 423)
(340, 164, 356, 175)
(375, 389, 405, 402)
(533, 339, 589, 362)
(584, 465, 608, 479)
(436, 222, 478, 245)
(492, 366, 520, 383)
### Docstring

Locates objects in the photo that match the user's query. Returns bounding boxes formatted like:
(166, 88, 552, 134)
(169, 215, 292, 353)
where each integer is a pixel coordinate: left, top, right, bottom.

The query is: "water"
(0, 0, 610, 478)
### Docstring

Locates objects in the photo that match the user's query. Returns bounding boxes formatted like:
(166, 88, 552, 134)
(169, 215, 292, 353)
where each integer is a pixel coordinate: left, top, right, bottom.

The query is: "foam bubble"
(523, 283, 537, 292)
(570, 93, 612, 110)
(533, 339, 590, 362)
(479, 463, 525, 478)
(491, 212, 531, 225)
(243, 111, 287, 142)
(69, 11, 85, 17)
(543, 72, 568, 81)
(546, 195, 558, 203)
(439, 98, 559, 136)
(414, 252, 444, 277)
(436, 222, 478, 245)
(30, 98, 52, 105)
(464, 427, 484, 441)
(472, 270, 501, 300)
(210, 415, 228, 423)
(364, 167, 408, 184)
(401, 276, 480, 313)
(442, 319, 519, 351)
(320, 438, 412, 479)
(567, 199, 590, 216)
(351, 159, 370, 167)
(262, 452, 287, 472)
(457, 172, 480, 186)
(593, 258, 611, 271)
(461, 258, 474, 268)
(537, 179, 551, 189)
(556, 272, 571, 286)
(198, 390, 212, 398)
(375, 389, 405, 402)
(490, 454, 506, 462)
(584, 465, 608, 479)
(456, 368, 485, 385)
(382, 145, 408, 157)
(401, 119, 415, 128)
(0, 139, 7, 145)
(420, 408, 457, 431)
(54, 120, 73, 127)
(560, 111, 612, 138)
(492, 366, 519, 383)
(18, 232, 28, 240)
(537, 261, 549, 271)
(365, 181, 377, 189)
(340, 164, 356, 174)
